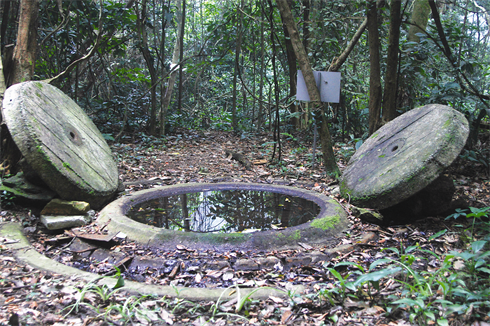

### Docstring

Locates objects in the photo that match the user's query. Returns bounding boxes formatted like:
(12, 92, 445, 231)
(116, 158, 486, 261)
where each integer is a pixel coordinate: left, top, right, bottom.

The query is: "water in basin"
(127, 189, 320, 233)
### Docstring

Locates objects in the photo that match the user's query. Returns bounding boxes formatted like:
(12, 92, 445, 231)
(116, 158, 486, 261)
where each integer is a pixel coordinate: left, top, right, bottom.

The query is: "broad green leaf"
(471, 240, 487, 253)
(437, 318, 449, 326)
(428, 229, 447, 241)
(353, 267, 401, 287)
(424, 311, 436, 320)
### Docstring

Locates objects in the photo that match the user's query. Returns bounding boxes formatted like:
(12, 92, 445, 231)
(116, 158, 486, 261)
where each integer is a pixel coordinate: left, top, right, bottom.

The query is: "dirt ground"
(1, 129, 489, 325)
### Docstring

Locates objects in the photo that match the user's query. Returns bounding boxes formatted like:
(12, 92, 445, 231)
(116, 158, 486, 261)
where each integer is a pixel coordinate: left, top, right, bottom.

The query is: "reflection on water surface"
(127, 190, 320, 233)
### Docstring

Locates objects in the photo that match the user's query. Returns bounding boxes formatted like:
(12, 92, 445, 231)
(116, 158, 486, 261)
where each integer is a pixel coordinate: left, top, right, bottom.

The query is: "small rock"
(40, 214, 91, 230)
(41, 198, 90, 215)
(234, 259, 259, 271)
(285, 256, 312, 267)
(204, 260, 230, 270)
(257, 256, 281, 269)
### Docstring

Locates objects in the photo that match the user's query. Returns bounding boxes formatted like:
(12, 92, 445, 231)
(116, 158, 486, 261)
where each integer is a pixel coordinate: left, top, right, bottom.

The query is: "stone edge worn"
(0, 222, 303, 301)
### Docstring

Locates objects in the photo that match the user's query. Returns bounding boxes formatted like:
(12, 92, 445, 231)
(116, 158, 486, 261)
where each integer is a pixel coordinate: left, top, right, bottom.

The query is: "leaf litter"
(1, 129, 489, 325)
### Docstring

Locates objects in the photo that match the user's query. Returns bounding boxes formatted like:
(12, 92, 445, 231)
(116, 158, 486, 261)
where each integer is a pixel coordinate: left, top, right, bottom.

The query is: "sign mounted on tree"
(296, 71, 341, 103)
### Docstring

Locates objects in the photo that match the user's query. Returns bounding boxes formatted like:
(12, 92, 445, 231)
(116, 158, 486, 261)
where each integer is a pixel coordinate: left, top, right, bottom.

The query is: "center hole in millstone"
(127, 189, 320, 233)
(67, 126, 83, 145)
(383, 138, 406, 157)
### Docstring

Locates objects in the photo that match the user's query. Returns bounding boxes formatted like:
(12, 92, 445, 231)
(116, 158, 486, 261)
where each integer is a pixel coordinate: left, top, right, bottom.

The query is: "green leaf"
(424, 311, 436, 320)
(392, 298, 418, 307)
(368, 258, 392, 271)
(353, 267, 401, 287)
(472, 240, 487, 253)
(428, 229, 447, 241)
(476, 267, 490, 274)
(437, 318, 449, 326)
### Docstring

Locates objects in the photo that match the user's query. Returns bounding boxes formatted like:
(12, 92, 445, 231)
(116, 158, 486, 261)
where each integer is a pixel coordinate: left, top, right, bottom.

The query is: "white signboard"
(296, 71, 341, 103)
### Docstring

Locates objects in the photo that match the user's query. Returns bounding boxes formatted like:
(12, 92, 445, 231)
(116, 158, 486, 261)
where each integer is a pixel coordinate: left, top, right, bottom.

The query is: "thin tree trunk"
(136, 0, 159, 135)
(0, 0, 12, 47)
(10, 0, 39, 86)
(232, 0, 244, 132)
(367, 0, 382, 135)
(329, 0, 387, 72)
(279, 7, 298, 129)
(257, 0, 265, 131)
(0, 46, 6, 99)
(382, 0, 401, 123)
(276, 0, 339, 177)
(177, 0, 186, 123)
(302, 0, 310, 54)
(161, 0, 185, 136)
(268, 0, 281, 162)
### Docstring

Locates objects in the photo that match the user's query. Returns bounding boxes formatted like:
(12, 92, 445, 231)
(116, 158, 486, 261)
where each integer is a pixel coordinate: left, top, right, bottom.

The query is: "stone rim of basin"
(340, 104, 469, 210)
(96, 182, 349, 251)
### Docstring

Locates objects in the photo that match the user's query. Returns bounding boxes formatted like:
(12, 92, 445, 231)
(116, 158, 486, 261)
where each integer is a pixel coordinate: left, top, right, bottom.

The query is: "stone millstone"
(2, 81, 119, 209)
(340, 104, 469, 210)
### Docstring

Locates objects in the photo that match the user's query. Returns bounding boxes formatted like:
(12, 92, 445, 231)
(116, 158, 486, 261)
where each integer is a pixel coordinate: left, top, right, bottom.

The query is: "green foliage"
(1, 190, 16, 208)
(307, 207, 490, 325)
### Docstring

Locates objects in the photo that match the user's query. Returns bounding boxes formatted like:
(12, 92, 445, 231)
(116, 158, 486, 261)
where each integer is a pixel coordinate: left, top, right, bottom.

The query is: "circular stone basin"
(97, 183, 349, 251)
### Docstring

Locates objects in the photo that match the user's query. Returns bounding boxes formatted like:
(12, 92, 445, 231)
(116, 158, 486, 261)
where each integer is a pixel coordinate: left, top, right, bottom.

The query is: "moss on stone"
(288, 230, 301, 240)
(311, 215, 340, 230)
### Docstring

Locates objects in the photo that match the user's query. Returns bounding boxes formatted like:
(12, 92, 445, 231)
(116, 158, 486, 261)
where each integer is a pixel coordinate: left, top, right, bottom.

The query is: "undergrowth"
(61, 207, 490, 325)
(311, 206, 490, 325)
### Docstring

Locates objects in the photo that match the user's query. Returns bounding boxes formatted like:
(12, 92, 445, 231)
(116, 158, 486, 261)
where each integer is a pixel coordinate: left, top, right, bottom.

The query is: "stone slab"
(340, 104, 469, 209)
(2, 81, 119, 209)
(41, 214, 91, 230)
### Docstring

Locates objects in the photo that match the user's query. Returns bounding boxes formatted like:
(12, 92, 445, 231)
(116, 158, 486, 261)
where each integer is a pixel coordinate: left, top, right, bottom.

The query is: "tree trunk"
(231, 0, 244, 132)
(279, 7, 298, 129)
(367, 0, 382, 135)
(268, 0, 281, 162)
(408, 0, 431, 44)
(257, 0, 265, 131)
(0, 0, 12, 47)
(0, 45, 6, 99)
(329, 0, 387, 72)
(10, 0, 39, 86)
(136, 0, 159, 135)
(276, 0, 340, 177)
(161, 0, 185, 136)
(302, 0, 310, 55)
(382, 0, 401, 123)
(177, 0, 186, 122)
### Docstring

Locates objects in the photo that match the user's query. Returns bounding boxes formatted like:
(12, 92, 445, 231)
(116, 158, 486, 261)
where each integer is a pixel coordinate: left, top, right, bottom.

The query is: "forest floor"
(1, 129, 489, 326)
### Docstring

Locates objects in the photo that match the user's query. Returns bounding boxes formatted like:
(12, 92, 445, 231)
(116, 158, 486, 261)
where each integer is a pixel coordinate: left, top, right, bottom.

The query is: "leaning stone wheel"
(340, 104, 469, 210)
(2, 81, 119, 208)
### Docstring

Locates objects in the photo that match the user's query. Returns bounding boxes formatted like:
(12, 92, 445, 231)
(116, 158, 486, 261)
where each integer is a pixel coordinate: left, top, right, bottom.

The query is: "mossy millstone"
(340, 104, 469, 210)
(2, 81, 119, 209)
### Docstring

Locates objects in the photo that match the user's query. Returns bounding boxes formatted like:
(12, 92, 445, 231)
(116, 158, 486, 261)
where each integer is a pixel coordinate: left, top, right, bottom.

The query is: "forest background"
(0, 0, 489, 174)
